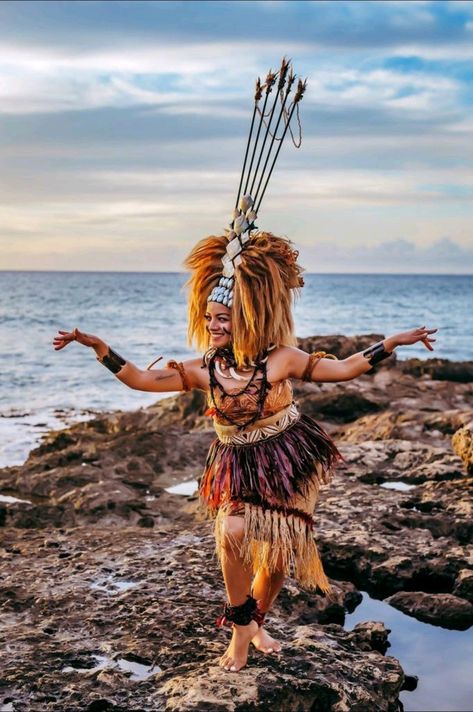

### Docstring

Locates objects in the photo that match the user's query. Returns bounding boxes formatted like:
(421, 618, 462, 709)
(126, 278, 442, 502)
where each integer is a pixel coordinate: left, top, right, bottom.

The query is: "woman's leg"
(250, 561, 285, 653)
(249, 478, 323, 654)
(218, 514, 259, 672)
(252, 564, 286, 613)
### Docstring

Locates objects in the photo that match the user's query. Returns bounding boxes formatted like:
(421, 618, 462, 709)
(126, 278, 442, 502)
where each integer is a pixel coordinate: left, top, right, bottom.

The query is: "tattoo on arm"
(153, 372, 175, 382)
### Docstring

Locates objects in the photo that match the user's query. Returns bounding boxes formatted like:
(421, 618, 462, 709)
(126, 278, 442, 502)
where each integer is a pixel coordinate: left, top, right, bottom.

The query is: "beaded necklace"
(203, 346, 272, 430)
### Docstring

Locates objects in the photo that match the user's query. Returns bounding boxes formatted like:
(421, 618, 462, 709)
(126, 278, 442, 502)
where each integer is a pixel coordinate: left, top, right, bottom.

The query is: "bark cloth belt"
(213, 402, 300, 445)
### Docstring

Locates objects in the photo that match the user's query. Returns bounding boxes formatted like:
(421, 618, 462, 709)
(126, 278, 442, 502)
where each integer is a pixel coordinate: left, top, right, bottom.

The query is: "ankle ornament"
(216, 594, 258, 628)
(253, 603, 266, 627)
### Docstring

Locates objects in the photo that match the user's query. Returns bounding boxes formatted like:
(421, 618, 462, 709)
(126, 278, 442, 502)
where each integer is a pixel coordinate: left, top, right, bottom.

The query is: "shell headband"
(208, 57, 307, 306)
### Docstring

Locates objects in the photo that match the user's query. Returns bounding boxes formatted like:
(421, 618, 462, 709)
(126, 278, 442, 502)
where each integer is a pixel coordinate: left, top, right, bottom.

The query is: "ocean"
(0, 271, 471, 468)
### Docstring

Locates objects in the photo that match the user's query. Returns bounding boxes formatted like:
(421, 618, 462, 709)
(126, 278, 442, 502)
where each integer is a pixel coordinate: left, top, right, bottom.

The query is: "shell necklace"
(211, 343, 277, 382)
(215, 359, 253, 381)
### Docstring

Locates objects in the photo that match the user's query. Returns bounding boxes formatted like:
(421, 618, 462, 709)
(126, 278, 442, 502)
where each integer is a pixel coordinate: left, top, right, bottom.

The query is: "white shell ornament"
(239, 194, 254, 213)
(226, 237, 243, 259)
(229, 366, 249, 381)
(233, 215, 249, 235)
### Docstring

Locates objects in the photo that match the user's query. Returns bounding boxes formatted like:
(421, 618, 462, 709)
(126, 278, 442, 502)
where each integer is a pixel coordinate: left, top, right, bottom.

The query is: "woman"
(52, 229, 437, 674)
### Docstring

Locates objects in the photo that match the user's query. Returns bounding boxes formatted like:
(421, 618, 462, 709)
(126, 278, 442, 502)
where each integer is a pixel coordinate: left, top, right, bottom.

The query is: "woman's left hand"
(393, 326, 438, 351)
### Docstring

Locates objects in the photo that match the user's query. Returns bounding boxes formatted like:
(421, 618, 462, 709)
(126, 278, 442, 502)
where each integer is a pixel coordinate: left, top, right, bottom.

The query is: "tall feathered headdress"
(184, 57, 307, 368)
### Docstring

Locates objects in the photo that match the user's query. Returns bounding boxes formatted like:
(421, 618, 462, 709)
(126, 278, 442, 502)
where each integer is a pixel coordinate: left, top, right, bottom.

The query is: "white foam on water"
(0, 494, 32, 504)
(164, 479, 199, 496)
(62, 653, 160, 679)
(380, 481, 417, 491)
(89, 575, 138, 594)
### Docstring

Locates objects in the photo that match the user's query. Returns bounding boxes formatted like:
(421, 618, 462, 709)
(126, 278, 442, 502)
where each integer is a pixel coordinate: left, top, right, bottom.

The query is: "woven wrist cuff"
(362, 341, 392, 372)
(97, 347, 126, 374)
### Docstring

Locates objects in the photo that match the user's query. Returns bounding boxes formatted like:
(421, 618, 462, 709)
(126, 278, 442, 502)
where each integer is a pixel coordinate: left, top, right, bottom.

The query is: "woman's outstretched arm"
(52, 327, 205, 392)
(286, 326, 438, 383)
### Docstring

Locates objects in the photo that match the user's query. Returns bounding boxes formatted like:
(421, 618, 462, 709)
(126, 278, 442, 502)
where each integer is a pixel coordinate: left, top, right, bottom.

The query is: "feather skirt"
(198, 413, 345, 594)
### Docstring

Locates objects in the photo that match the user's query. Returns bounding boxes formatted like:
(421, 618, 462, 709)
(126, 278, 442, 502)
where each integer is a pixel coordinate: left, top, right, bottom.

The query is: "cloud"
(0, 1, 472, 273)
(0, 40, 467, 118)
(2, 232, 470, 274)
(298, 237, 473, 273)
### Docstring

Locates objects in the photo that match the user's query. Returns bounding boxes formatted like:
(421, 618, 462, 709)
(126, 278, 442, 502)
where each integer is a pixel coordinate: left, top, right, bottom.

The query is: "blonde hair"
(183, 231, 305, 369)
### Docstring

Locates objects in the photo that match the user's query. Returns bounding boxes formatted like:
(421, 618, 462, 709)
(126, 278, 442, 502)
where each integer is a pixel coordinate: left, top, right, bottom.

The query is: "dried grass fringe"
(213, 500, 334, 597)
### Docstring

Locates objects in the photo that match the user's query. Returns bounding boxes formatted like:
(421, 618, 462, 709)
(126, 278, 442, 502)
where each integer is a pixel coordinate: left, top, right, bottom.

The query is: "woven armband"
(96, 347, 126, 374)
(362, 341, 392, 373)
(165, 360, 191, 392)
(301, 351, 338, 382)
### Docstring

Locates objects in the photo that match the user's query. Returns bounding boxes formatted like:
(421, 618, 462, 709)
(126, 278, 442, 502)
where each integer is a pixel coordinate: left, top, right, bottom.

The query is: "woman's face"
(205, 301, 232, 348)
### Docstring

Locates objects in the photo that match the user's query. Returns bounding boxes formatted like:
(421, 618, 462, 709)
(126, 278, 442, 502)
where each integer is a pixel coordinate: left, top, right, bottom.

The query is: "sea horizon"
(2, 270, 472, 276)
(1, 270, 471, 469)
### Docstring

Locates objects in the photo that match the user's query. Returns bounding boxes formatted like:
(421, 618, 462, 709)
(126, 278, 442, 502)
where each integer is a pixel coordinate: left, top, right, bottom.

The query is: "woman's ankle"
(216, 593, 259, 628)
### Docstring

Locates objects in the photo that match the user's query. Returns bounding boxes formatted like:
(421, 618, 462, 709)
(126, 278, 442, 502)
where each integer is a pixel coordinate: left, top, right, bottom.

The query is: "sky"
(1, 0, 472, 274)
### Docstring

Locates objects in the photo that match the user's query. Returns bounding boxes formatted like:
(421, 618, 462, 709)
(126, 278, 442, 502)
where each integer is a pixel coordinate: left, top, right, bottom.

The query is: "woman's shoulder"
(267, 344, 307, 381)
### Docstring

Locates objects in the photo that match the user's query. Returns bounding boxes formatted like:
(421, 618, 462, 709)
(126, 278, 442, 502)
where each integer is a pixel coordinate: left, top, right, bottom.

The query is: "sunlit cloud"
(0, 0, 472, 273)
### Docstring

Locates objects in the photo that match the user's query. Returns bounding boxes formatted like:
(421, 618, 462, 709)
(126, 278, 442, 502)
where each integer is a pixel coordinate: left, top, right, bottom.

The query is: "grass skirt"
(198, 413, 345, 594)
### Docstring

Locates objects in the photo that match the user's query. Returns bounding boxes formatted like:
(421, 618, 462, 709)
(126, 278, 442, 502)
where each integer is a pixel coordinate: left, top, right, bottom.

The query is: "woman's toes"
(223, 655, 232, 669)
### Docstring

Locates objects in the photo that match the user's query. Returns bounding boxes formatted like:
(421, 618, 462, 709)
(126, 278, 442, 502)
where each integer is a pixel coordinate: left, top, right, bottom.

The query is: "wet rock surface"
(0, 334, 472, 710)
(0, 526, 406, 711)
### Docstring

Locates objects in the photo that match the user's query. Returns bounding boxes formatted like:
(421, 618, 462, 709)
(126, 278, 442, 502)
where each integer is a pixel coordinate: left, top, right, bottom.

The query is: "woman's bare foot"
(251, 626, 282, 654)
(219, 619, 259, 672)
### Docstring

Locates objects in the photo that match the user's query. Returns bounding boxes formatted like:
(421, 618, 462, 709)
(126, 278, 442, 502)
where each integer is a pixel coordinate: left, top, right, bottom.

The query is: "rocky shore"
(1, 334, 472, 711)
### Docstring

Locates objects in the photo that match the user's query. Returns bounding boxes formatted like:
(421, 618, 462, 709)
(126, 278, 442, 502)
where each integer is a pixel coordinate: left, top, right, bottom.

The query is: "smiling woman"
(205, 302, 232, 345)
(52, 57, 438, 679)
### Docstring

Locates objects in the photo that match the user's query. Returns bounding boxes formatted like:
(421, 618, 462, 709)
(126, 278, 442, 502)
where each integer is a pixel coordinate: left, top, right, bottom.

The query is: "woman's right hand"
(53, 327, 101, 351)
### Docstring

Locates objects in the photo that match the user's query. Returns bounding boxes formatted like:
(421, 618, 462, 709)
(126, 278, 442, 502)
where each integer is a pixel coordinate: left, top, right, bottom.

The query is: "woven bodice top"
(206, 378, 294, 427)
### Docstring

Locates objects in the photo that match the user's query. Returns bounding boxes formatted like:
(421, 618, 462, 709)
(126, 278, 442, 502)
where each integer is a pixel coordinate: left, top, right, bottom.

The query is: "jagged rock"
(0, 526, 405, 712)
(424, 410, 472, 436)
(399, 358, 473, 383)
(276, 578, 362, 626)
(0, 499, 75, 529)
(452, 421, 473, 474)
(1, 335, 472, 709)
(453, 569, 473, 603)
(296, 387, 384, 424)
(346, 620, 391, 654)
(385, 591, 473, 630)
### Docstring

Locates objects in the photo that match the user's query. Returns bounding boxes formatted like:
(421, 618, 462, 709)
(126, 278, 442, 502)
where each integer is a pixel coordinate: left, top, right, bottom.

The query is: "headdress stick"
(252, 66, 296, 207)
(234, 78, 262, 210)
(208, 60, 306, 290)
(255, 78, 307, 214)
(249, 57, 290, 197)
(242, 70, 277, 197)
